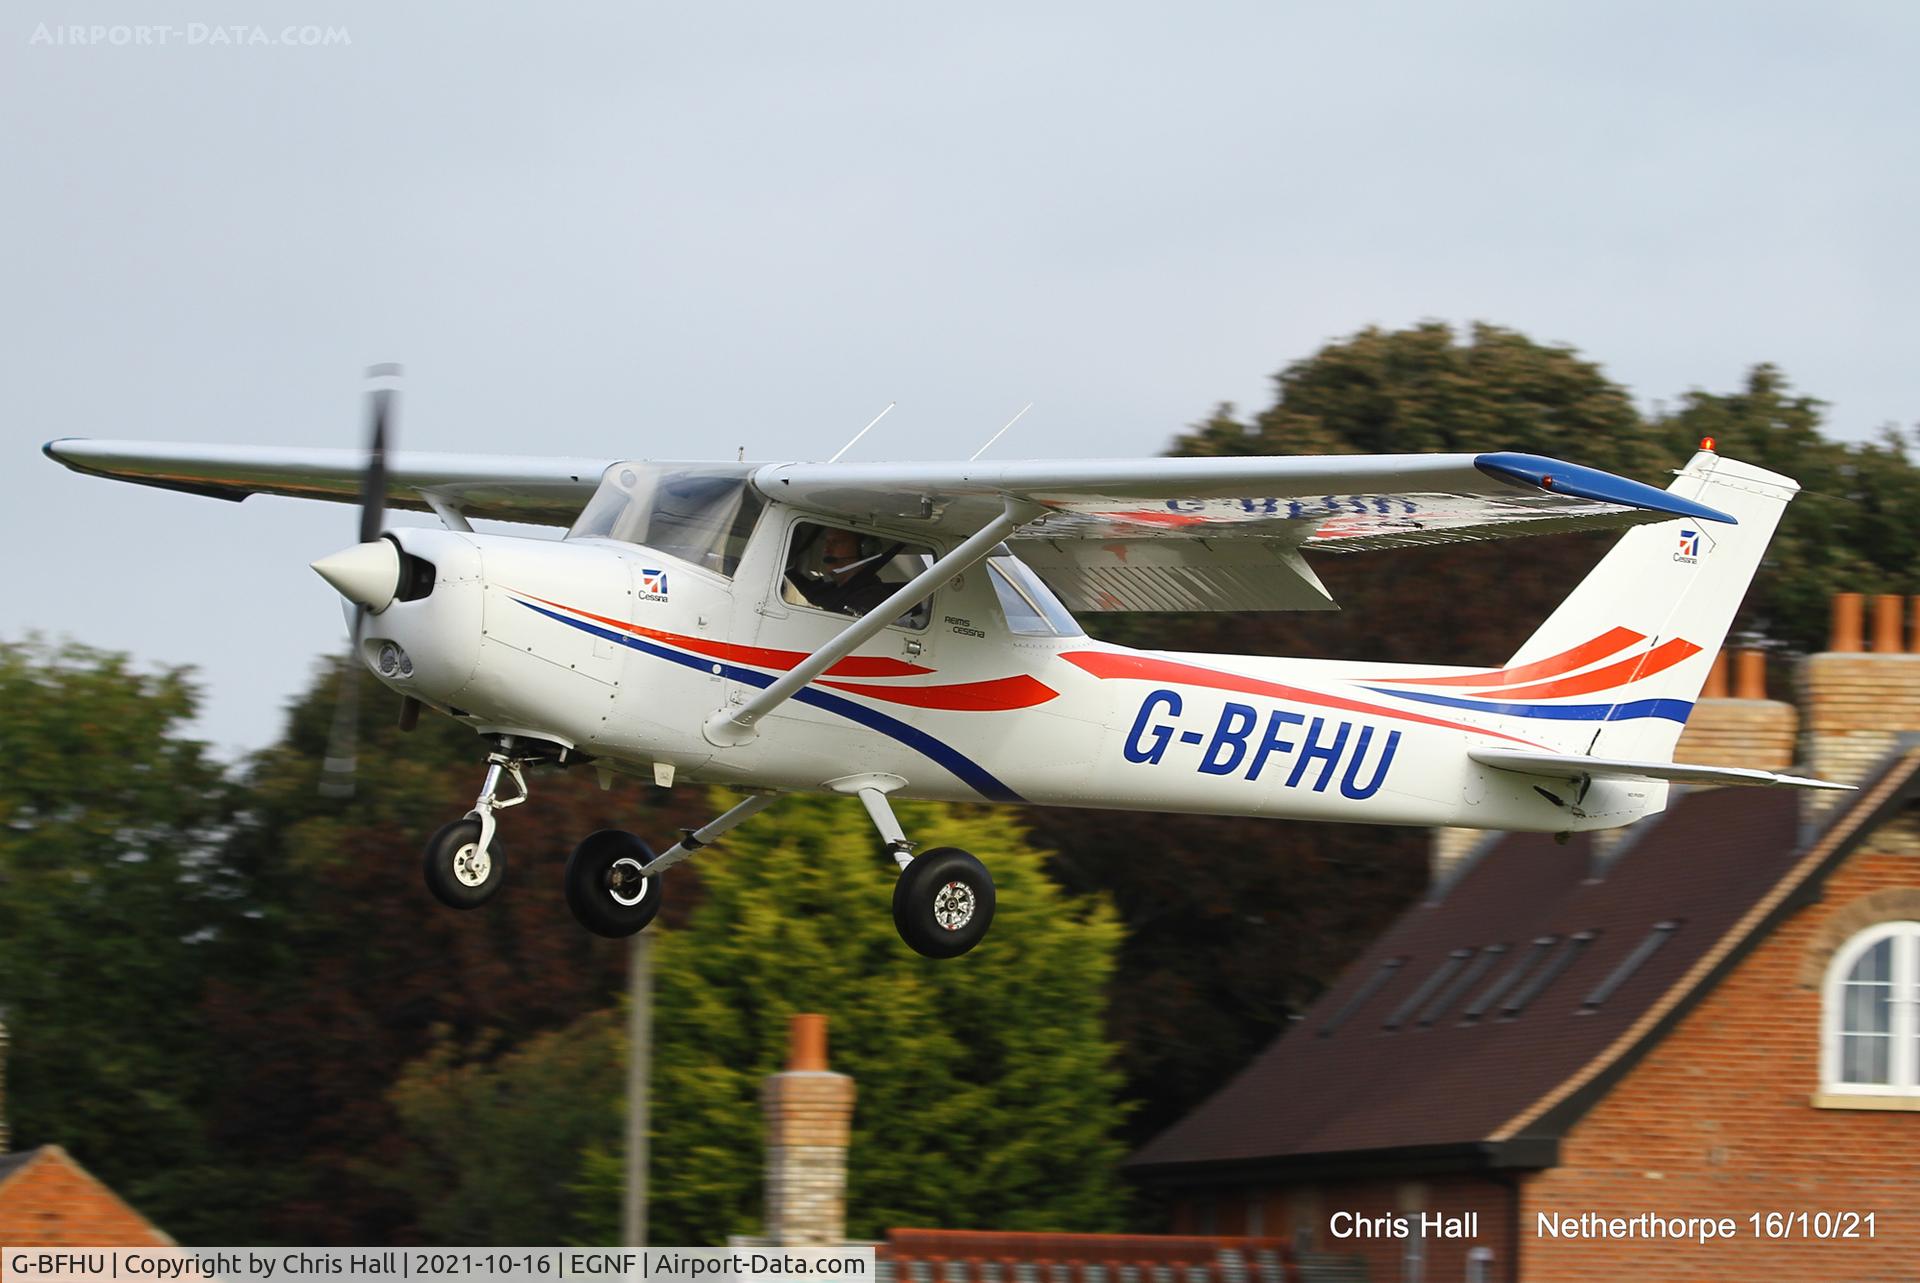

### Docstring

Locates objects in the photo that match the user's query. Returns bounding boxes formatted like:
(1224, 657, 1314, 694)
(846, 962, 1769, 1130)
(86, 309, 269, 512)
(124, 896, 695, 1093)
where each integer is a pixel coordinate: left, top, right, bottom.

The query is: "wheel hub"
(932, 880, 975, 930)
(452, 842, 491, 887)
(607, 856, 651, 907)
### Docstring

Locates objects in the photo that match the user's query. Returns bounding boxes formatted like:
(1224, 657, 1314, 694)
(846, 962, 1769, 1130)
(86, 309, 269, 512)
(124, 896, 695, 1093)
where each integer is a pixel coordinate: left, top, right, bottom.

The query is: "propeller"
(319, 364, 402, 799)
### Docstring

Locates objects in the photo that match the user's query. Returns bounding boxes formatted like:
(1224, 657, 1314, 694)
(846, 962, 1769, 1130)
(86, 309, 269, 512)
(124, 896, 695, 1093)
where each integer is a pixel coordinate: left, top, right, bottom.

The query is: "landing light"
(377, 642, 412, 678)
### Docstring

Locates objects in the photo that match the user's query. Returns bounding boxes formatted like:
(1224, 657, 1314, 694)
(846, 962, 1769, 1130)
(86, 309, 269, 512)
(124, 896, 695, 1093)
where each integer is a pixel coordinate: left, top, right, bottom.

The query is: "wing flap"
(1009, 536, 1336, 612)
(44, 439, 610, 527)
(1470, 747, 1853, 792)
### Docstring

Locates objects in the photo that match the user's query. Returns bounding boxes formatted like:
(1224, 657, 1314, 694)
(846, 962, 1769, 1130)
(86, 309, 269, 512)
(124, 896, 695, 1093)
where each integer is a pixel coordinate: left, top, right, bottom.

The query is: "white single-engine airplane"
(44, 379, 1847, 957)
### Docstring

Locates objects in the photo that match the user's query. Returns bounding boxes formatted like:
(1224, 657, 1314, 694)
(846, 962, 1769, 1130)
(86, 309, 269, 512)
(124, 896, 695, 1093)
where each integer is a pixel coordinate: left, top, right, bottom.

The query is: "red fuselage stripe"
(817, 674, 1059, 710)
(1369, 626, 1646, 688)
(1480, 638, 1703, 701)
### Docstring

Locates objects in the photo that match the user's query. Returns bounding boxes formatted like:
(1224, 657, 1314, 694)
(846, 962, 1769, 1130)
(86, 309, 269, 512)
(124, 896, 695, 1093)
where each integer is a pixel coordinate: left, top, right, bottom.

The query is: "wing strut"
(702, 498, 1038, 747)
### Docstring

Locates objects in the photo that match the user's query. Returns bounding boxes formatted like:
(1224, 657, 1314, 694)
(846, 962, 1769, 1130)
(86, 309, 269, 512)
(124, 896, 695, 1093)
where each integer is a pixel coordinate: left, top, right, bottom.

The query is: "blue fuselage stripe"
(514, 599, 1025, 802)
(1364, 686, 1694, 724)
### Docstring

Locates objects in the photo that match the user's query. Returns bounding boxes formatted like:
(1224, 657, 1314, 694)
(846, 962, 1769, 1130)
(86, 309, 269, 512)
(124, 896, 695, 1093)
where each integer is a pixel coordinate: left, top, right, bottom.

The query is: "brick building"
(0, 1020, 173, 1245)
(1128, 595, 1920, 1282)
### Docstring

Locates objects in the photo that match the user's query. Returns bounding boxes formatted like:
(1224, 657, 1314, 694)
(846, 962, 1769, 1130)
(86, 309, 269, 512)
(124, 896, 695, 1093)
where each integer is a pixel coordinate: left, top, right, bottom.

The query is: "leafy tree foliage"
(0, 640, 237, 1241)
(572, 792, 1129, 1244)
(384, 1013, 624, 1244)
(200, 661, 714, 1241)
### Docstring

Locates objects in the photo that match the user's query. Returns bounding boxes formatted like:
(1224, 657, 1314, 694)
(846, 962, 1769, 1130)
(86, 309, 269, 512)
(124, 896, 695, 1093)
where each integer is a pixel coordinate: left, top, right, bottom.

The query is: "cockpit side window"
(781, 522, 932, 630)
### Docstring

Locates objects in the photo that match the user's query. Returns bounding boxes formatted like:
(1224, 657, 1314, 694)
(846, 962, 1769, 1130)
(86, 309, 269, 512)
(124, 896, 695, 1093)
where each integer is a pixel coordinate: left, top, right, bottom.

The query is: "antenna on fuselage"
(827, 401, 896, 463)
(969, 402, 1033, 462)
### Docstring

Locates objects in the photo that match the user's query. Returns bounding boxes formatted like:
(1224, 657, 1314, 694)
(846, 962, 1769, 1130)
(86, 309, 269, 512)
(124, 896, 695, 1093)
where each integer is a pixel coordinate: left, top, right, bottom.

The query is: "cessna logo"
(638, 568, 669, 601)
(1674, 530, 1701, 564)
(1121, 688, 1400, 799)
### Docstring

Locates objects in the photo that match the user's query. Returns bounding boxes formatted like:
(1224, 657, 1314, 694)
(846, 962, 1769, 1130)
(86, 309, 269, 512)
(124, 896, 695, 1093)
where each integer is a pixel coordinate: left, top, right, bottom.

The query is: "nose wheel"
(421, 738, 533, 911)
(423, 816, 507, 909)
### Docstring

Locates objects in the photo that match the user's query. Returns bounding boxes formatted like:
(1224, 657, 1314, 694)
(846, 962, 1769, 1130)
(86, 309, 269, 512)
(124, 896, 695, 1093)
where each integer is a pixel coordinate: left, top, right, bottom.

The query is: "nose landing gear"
(421, 741, 530, 910)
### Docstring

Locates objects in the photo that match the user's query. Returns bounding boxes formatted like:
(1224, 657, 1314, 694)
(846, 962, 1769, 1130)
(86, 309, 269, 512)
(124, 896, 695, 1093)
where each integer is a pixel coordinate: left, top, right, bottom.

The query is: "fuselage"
(355, 508, 1662, 835)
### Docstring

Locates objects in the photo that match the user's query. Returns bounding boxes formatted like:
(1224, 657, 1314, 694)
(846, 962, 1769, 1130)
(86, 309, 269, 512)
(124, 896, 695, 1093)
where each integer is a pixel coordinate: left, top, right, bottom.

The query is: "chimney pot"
(1872, 594, 1905, 654)
(1733, 649, 1767, 700)
(788, 1013, 828, 1072)
(1831, 593, 1864, 653)
(1702, 651, 1729, 700)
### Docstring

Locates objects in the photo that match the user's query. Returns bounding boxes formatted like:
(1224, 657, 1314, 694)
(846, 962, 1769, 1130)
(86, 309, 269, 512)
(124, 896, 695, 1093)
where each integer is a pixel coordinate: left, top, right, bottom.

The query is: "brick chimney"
(1799, 592, 1920, 791)
(761, 1014, 855, 1246)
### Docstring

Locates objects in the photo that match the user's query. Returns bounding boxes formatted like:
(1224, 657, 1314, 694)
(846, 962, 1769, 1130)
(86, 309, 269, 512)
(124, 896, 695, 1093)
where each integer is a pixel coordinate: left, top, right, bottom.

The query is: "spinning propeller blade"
(320, 363, 402, 799)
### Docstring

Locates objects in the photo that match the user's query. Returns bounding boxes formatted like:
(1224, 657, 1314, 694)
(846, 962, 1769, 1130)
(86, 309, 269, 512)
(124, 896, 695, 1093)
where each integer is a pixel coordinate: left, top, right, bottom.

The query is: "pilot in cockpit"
(796, 527, 895, 615)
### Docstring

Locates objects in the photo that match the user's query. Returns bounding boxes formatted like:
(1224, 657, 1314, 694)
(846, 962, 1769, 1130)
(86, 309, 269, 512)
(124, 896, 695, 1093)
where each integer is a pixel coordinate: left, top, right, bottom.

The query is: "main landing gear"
(421, 748, 995, 957)
(851, 780, 996, 959)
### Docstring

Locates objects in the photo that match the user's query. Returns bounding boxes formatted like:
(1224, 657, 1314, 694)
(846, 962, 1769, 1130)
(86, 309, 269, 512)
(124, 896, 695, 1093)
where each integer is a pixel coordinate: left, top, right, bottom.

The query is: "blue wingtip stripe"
(1366, 685, 1694, 724)
(514, 599, 1026, 803)
(1474, 451, 1737, 526)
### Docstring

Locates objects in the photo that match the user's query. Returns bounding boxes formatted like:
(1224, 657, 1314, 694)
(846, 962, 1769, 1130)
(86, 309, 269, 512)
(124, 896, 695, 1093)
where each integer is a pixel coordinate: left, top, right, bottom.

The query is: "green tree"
(383, 1013, 625, 1244)
(574, 791, 1129, 1245)
(200, 659, 714, 1242)
(0, 639, 240, 1241)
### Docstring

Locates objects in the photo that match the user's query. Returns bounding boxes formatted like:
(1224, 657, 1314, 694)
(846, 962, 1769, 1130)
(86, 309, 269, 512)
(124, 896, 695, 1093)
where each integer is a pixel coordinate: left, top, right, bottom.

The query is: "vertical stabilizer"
(1496, 449, 1798, 759)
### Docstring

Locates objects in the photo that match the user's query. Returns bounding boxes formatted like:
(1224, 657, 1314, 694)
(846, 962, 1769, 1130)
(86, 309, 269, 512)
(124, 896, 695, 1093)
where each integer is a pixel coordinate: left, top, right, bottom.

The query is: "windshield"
(568, 463, 767, 578)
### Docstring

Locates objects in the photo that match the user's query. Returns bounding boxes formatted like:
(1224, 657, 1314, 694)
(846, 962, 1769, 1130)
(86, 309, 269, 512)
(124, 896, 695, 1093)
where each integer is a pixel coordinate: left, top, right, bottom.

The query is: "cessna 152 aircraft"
(43, 378, 1845, 957)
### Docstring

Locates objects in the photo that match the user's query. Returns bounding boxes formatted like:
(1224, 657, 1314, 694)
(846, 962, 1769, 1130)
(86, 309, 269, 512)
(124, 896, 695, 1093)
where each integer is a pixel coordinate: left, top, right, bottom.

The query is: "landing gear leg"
(423, 739, 530, 910)
(636, 793, 781, 877)
(849, 783, 996, 959)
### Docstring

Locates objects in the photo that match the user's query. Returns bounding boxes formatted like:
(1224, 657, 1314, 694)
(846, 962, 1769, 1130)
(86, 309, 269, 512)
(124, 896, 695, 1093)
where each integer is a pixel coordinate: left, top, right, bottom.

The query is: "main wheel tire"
(892, 846, 995, 959)
(423, 817, 506, 910)
(565, 829, 664, 938)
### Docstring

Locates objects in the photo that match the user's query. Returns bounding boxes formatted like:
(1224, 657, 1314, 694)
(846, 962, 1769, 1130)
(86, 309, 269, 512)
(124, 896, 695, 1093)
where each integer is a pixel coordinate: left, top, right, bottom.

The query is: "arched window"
(1823, 921, 1920, 1095)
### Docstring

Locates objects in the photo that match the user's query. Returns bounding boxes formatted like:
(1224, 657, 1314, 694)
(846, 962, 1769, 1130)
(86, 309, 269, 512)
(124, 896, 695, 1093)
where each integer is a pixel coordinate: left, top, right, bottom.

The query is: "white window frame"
(1821, 920, 1920, 1096)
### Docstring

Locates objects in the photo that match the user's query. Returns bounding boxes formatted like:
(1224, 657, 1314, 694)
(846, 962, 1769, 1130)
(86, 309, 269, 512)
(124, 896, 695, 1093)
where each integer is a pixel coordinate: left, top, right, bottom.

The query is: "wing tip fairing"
(1474, 451, 1737, 526)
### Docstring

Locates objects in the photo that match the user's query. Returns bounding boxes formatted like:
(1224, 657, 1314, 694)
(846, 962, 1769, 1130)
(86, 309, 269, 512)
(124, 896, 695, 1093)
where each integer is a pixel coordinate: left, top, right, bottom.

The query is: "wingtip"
(1475, 451, 1739, 526)
(42, 438, 72, 464)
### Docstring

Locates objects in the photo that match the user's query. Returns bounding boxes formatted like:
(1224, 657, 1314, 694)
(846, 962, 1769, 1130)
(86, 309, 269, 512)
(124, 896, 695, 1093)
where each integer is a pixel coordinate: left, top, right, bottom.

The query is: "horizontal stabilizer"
(1470, 747, 1854, 792)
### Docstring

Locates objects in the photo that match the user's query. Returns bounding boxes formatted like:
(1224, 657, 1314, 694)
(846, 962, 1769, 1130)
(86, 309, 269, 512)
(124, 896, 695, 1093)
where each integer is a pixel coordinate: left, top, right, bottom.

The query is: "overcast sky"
(4, 1, 1917, 757)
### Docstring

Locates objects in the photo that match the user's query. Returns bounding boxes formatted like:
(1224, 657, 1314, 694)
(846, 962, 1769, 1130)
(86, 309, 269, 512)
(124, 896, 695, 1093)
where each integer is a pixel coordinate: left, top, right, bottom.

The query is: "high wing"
(44, 440, 1733, 614)
(751, 451, 1735, 612)
(43, 439, 611, 528)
